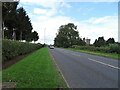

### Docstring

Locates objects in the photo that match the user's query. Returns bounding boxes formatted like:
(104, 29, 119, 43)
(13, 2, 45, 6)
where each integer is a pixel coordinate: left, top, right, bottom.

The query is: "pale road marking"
(64, 50, 119, 70)
(48, 49, 70, 88)
(72, 53, 81, 57)
(88, 58, 120, 70)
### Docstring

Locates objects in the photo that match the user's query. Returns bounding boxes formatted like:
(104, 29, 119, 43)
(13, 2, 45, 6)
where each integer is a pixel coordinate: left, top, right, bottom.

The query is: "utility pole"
(44, 28, 46, 44)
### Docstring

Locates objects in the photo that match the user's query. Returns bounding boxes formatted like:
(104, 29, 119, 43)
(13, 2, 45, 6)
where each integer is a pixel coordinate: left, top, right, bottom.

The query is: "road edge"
(48, 48, 70, 88)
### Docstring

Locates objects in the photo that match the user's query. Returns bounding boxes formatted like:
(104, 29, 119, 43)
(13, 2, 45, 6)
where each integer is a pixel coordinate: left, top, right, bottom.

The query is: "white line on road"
(88, 58, 120, 70)
(70, 53, 81, 57)
(58, 48, 119, 70)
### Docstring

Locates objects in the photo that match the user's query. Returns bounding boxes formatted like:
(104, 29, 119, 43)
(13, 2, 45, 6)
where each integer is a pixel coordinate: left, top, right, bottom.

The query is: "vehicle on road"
(49, 45, 54, 49)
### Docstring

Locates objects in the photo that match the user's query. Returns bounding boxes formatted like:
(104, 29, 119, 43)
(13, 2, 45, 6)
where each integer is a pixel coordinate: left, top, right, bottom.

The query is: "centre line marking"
(88, 58, 120, 70)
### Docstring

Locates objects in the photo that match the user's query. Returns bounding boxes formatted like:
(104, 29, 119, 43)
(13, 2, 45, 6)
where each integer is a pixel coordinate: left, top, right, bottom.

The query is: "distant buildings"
(83, 38, 91, 45)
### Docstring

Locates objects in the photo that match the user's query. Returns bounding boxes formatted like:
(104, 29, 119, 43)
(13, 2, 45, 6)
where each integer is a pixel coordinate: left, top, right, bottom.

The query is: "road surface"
(49, 48, 119, 88)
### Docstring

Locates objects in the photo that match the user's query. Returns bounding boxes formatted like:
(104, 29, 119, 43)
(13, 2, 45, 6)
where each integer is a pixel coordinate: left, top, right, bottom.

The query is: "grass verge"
(2, 47, 67, 88)
(67, 48, 119, 60)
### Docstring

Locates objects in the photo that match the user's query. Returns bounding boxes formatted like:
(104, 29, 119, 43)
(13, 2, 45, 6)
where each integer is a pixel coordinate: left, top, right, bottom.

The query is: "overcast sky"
(18, 0, 118, 44)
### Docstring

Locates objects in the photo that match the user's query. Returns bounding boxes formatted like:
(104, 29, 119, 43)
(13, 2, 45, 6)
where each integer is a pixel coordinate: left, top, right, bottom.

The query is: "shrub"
(109, 44, 120, 53)
(71, 45, 110, 53)
(2, 39, 42, 62)
(95, 47, 110, 53)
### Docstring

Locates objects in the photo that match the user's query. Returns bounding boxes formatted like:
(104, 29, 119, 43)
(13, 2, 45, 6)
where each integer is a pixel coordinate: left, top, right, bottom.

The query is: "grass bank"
(67, 48, 119, 60)
(2, 47, 67, 88)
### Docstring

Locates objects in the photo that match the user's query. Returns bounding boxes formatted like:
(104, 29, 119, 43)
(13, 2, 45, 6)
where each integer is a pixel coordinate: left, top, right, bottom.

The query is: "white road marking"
(59, 48, 119, 70)
(72, 53, 81, 57)
(88, 58, 120, 70)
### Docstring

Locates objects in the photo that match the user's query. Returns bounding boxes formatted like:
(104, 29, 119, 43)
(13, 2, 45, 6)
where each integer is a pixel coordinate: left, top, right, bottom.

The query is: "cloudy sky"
(18, 0, 118, 44)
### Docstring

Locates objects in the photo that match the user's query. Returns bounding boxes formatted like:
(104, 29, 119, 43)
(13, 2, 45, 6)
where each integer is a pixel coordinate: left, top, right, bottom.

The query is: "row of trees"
(2, 2, 39, 42)
(93, 37, 115, 47)
(54, 23, 86, 48)
(54, 23, 117, 48)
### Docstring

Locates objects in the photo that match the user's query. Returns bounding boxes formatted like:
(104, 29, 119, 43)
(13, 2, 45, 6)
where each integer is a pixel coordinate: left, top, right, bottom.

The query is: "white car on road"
(49, 45, 54, 49)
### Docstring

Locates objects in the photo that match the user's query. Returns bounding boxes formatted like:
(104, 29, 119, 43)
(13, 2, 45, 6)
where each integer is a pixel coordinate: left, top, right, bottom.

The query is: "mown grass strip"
(2, 47, 67, 88)
(67, 48, 119, 60)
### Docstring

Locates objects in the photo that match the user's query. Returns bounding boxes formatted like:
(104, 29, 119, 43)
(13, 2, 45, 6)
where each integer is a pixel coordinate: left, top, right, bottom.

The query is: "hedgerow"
(71, 44, 120, 54)
(2, 39, 42, 62)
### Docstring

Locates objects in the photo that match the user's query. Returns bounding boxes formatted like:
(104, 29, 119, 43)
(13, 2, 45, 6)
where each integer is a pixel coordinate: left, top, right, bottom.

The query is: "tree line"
(2, 2, 39, 42)
(54, 23, 117, 48)
(93, 37, 115, 47)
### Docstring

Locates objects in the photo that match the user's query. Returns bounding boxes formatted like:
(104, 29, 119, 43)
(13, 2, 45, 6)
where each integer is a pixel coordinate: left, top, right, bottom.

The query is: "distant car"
(49, 45, 54, 49)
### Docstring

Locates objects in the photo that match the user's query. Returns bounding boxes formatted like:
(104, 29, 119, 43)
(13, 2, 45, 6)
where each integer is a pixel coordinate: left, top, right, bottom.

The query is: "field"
(2, 47, 67, 88)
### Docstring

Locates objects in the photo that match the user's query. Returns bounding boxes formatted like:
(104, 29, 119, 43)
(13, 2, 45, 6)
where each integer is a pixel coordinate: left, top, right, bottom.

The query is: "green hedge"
(71, 44, 120, 54)
(109, 44, 120, 53)
(2, 39, 42, 62)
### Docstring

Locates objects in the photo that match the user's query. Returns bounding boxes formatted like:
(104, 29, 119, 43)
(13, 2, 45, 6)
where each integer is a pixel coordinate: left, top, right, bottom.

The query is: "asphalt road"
(49, 48, 119, 88)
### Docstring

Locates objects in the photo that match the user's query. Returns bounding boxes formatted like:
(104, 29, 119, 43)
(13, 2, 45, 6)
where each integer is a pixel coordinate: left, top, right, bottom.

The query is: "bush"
(2, 39, 42, 62)
(109, 44, 120, 53)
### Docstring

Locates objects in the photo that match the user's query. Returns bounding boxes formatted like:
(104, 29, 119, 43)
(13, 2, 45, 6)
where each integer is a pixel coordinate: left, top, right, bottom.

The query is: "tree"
(32, 31, 39, 43)
(93, 36, 106, 47)
(2, 2, 19, 39)
(54, 23, 85, 48)
(16, 7, 33, 41)
(25, 33, 33, 42)
(25, 31, 39, 42)
(93, 39, 98, 47)
(106, 38, 115, 45)
(2, 2, 39, 42)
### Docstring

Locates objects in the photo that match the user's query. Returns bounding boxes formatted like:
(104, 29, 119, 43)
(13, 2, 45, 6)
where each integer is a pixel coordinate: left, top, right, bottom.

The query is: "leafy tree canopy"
(106, 38, 115, 45)
(54, 23, 86, 48)
(93, 36, 106, 47)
